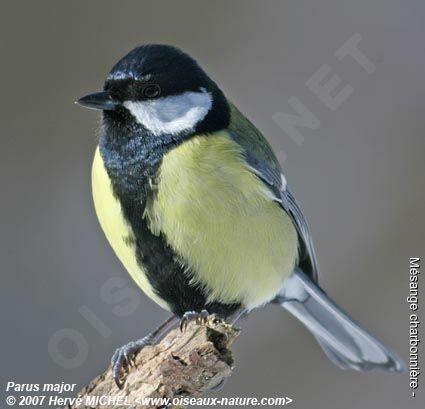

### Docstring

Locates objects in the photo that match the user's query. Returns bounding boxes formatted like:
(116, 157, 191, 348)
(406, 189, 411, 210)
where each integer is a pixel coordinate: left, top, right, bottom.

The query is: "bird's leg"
(179, 309, 210, 332)
(111, 315, 178, 389)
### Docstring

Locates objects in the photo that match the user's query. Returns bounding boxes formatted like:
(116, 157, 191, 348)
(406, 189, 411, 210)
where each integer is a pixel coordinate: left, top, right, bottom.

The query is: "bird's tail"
(276, 269, 406, 372)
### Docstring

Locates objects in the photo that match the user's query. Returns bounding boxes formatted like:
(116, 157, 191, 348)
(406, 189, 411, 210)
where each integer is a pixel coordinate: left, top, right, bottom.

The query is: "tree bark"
(67, 315, 239, 409)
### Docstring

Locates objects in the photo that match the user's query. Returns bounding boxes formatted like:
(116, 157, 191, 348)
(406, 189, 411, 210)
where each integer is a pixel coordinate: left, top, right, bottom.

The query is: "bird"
(77, 44, 406, 388)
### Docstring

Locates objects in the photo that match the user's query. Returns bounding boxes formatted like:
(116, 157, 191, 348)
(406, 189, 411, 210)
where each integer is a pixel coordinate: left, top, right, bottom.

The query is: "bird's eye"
(143, 84, 161, 99)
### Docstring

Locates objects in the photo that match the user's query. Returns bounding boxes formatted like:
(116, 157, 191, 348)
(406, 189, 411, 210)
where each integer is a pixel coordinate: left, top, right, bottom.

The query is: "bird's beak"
(76, 91, 120, 111)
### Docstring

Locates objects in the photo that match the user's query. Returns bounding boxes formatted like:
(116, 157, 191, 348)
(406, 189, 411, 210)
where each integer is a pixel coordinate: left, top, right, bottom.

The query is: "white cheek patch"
(123, 90, 213, 136)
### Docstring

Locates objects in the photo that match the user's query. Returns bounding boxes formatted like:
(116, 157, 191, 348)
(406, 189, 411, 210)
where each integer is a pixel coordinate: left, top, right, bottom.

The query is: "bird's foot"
(111, 334, 154, 389)
(180, 309, 209, 332)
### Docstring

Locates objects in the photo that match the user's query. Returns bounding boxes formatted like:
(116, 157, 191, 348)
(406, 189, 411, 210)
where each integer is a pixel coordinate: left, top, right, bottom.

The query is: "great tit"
(77, 44, 405, 388)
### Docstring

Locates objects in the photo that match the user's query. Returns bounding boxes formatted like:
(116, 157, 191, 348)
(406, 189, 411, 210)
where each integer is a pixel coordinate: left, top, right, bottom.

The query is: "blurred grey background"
(1, 1, 424, 408)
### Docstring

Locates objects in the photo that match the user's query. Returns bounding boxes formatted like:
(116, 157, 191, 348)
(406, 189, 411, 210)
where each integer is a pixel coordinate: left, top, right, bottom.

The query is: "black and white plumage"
(77, 44, 406, 387)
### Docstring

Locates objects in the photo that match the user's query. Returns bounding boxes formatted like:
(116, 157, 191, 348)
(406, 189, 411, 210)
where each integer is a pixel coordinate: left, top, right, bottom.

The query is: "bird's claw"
(180, 309, 209, 332)
(111, 336, 153, 389)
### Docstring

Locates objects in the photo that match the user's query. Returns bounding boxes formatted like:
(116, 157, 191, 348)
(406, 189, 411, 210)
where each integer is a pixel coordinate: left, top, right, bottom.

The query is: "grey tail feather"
(277, 269, 406, 372)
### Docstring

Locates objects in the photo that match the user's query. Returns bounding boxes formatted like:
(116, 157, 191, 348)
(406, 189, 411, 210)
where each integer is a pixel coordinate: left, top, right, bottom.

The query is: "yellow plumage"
(92, 132, 298, 311)
(81, 44, 407, 380)
(144, 132, 298, 309)
(91, 147, 170, 310)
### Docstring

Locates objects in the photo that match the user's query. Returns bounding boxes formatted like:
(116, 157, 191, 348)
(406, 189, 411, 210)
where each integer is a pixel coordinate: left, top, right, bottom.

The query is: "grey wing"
(281, 185, 319, 282)
(245, 155, 319, 282)
(227, 106, 407, 373)
(227, 103, 319, 282)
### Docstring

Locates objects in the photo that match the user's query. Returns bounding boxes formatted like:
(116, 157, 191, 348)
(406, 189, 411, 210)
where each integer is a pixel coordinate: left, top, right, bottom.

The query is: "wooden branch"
(67, 315, 240, 409)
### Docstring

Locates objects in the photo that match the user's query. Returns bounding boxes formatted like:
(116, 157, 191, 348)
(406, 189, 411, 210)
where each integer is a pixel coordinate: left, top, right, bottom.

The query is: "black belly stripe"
(99, 126, 240, 318)
(119, 195, 241, 317)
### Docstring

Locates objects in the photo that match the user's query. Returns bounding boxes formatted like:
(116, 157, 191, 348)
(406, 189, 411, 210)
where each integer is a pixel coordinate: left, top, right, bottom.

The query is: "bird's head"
(77, 44, 230, 138)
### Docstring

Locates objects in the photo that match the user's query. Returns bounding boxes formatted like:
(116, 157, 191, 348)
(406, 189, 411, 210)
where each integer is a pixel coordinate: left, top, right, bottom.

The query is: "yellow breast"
(91, 147, 170, 311)
(145, 132, 298, 309)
